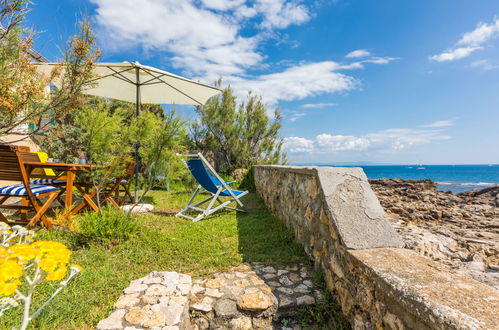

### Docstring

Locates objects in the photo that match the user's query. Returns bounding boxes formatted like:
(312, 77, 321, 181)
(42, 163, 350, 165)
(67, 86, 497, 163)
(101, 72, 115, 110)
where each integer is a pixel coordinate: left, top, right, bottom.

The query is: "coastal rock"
(369, 179, 499, 289)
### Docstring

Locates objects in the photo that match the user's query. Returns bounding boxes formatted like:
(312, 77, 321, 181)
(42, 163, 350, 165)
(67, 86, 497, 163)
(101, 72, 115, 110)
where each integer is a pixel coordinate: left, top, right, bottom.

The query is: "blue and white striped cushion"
(30, 178, 66, 185)
(0, 184, 58, 196)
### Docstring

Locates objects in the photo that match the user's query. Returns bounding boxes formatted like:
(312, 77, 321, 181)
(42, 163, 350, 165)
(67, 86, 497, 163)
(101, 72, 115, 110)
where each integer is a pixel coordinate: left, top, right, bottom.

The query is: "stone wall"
(253, 165, 499, 330)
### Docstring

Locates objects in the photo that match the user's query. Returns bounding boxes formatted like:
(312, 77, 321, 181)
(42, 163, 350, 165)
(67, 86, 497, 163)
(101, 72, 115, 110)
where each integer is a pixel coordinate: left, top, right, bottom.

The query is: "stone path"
(98, 263, 319, 330)
(97, 271, 192, 330)
(190, 263, 319, 329)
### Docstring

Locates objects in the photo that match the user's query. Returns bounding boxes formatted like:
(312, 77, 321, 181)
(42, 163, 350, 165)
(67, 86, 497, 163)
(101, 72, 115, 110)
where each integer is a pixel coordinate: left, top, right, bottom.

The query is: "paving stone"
(214, 298, 239, 318)
(96, 309, 126, 329)
(289, 273, 301, 282)
(244, 287, 259, 294)
(177, 283, 191, 295)
(279, 275, 293, 286)
(144, 276, 163, 284)
(191, 296, 214, 312)
(125, 306, 150, 325)
(205, 288, 224, 298)
(159, 296, 170, 307)
(141, 295, 160, 305)
(277, 287, 294, 295)
(233, 279, 250, 287)
(114, 293, 140, 309)
(277, 269, 289, 276)
(268, 281, 281, 287)
(235, 271, 247, 278)
(278, 295, 294, 308)
(229, 316, 253, 330)
(263, 273, 277, 279)
(178, 274, 192, 285)
(224, 285, 243, 296)
(237, 291, 274, 311)
(146, 284, 172, 296)
(295, 284, 311, 293)
(303, 280, 313, 287)
(296, 295, 315, 306)
(249, 276, 265, 286)
(170, 295, 188, 305)
(163, 272, 180, 283)
(205, 278, 223, 289)
(190, 284, 205, 295)
(261, 266, 276, 273)
(124, 283, 148, 294)
(164, 303, 184, 326)
(224, 273, 236, 280)
(144, 311, 166, 328)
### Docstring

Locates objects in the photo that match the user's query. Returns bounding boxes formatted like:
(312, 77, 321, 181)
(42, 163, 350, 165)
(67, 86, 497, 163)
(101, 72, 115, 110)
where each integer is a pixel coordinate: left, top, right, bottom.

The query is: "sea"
(315, 165, 499, 194)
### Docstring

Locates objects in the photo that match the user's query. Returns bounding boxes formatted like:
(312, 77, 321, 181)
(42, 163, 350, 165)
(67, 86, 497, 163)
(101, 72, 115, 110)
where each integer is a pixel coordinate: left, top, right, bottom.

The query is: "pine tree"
(190, 83, 286, 173)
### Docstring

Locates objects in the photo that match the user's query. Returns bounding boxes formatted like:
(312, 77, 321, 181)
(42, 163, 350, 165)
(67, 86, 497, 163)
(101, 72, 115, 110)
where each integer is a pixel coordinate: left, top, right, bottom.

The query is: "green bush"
(75, 208, 140, 243)
(239, 167, 256, 192)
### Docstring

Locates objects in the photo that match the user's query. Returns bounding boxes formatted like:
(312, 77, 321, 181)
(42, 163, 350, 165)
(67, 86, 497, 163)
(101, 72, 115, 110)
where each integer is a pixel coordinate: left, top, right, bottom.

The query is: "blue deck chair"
(176, 153, 248, 222)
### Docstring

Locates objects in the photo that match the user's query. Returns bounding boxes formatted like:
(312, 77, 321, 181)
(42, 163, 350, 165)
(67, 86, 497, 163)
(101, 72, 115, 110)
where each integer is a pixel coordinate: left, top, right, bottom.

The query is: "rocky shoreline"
(369, 178, 499, 289)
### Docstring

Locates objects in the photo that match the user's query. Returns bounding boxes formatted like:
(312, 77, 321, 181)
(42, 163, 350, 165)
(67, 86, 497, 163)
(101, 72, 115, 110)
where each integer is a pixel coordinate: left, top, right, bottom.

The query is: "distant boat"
(416, 164, 425, 170)
(407, 166, 413, 169)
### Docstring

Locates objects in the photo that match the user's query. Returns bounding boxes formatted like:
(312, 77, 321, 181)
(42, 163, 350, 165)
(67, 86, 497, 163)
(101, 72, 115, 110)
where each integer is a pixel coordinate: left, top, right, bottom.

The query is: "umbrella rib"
(86, 66, 136, 85)
(140, 66, 221, 92)
(138, 68, 204, 105)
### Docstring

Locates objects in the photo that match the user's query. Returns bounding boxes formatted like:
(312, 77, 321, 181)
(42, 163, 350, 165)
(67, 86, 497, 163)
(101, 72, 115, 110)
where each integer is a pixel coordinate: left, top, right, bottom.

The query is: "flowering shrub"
(0, 223, 81, 330)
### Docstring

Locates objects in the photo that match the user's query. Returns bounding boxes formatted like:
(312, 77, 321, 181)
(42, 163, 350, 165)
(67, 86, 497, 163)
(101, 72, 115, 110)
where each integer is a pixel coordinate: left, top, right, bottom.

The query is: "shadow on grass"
(235, 193, 308, 266)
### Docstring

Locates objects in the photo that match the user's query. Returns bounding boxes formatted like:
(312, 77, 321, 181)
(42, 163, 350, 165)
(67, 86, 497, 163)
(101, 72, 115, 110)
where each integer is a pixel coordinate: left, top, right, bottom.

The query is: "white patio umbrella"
(35, 61, 222, 203)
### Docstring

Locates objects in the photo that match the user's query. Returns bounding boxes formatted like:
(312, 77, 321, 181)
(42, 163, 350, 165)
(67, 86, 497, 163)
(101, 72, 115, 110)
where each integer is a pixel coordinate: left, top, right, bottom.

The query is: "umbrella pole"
(134, 67, 141, 204)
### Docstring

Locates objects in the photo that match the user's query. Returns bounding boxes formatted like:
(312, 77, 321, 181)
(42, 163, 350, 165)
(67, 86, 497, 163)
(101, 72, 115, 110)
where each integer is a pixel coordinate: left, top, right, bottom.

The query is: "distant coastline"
(291, 164, 499, 193)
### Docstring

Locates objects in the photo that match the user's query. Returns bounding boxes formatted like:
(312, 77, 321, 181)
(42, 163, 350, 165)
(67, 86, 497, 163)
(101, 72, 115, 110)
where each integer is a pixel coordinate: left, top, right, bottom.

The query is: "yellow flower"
(70, 264, 82, 272)
(45, 266, 67, 281)
(0, 278, 21, 296)
(0, 260, 23, 281)
(9, 243, 41, 263)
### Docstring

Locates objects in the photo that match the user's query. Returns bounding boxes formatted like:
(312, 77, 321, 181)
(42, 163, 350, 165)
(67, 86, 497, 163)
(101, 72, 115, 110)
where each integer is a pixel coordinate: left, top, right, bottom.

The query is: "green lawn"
(1, 190, 309, 329)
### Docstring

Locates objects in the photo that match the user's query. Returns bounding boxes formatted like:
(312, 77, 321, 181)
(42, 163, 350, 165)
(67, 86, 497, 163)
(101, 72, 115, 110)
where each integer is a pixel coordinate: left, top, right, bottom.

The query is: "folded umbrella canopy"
(35, 61, 222, 203)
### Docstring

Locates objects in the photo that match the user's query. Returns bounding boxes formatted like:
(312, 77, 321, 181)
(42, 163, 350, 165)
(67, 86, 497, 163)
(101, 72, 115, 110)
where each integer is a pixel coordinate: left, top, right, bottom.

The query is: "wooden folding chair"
(0, 145, 63, 227)
(106, 161, 135, 206)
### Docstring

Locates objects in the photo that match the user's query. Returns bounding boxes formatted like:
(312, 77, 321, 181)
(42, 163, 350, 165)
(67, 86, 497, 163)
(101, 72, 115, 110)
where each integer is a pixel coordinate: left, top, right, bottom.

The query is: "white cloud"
(301, 102, 337, 108)
(430, 17, 499, 62)
(430, 47, 481, 62)
(363, 56, 397, 64)
(91, 0, 394, 106)
(228, 61, 359, 105)
(283, 136, 314, 152)
(458, 18, 499, 46)
(316, 133, 371, 151)
(200, 0, 245, 10)
(469, 59, 498, 71)
(288, 111, 306, 122)
(256, 0, 310, 29)
(345, 49, 371, 58)
(284, 120, 452, 153)
(421, 120, 454, 128)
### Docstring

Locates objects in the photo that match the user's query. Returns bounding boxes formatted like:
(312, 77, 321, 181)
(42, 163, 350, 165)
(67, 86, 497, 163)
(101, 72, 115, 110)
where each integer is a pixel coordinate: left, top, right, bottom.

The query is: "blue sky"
(26, 0, 499, 164)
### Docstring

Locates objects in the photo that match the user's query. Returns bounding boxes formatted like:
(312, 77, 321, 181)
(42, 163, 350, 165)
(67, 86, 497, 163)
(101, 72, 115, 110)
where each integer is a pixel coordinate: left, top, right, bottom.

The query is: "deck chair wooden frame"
(176, 153, 248, 222)
(0, 145, 63, 227)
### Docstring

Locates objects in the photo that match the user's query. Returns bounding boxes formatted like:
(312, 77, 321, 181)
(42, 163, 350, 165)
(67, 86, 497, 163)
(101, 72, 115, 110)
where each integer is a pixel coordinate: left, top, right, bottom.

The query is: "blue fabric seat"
(186, 158, 245, 196)
(30, 178, 66, 185)
(177, 153, 248, 222)
(0, 184, 59, 197)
